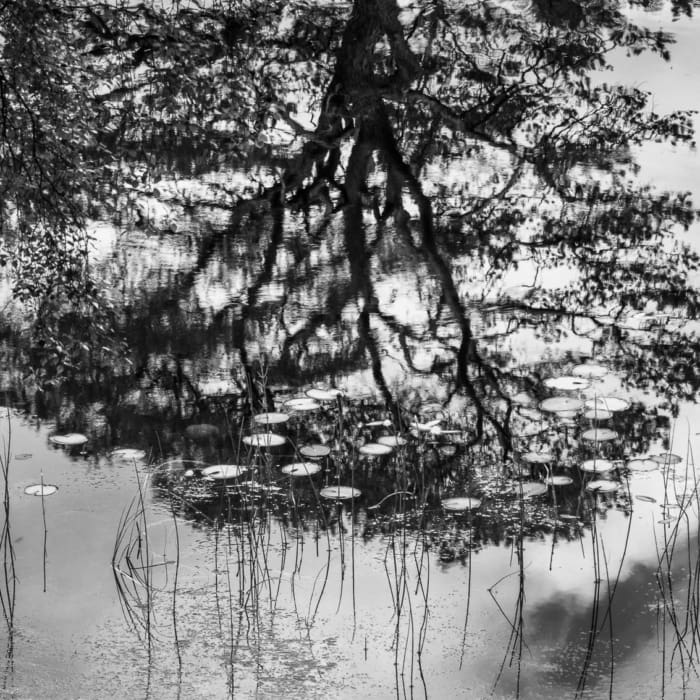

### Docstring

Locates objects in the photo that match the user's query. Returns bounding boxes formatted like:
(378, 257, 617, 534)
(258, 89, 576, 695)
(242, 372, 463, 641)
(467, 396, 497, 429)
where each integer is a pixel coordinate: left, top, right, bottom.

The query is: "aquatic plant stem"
(170, 495, 182, 673)
(40, 472, 47, 593)
(0, 412, 15, 659)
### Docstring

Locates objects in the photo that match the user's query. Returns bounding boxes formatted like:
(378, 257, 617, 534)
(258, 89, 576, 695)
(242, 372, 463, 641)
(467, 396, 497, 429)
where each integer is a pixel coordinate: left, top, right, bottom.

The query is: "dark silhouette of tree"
(0, 0, 697, 458)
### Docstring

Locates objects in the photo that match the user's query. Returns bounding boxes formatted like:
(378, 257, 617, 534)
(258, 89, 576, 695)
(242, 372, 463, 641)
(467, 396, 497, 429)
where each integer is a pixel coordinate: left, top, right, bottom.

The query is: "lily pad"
(581, 458, 614, 473)
(518, 482, 548, 498)
(586, 479, 620, 493)
(201, 464, 248, 480)
(252, 412, 290, 425)
(583, 409, 613, 421)
(572, 363, 608, 379)
(320, 485, 361, 500)
(305, 388, 342, 401)
(359, 443, 393, 456)
(544, 376, 590, 391)
(545, 475, 574, 487)
(299, 444, 331, 459)
(539, 397, 583, 413)
(521, 451, 555, 464)
(25, 484, 58, 496)
(281, 462, 322, 476)
(441, 497, 482, 512)
(111, 448, 147, 462)
(242, 433, 286, 448)
(581, 428, 618, 442)
(50, 433, 88, 446)
(284, 398, 321, 412)
(636, 495, 657, 503)
(649, 453, 683, 465)
(377, 435, 408, 447)
(584, 397, 630, 413)
(626, 458, 658, 472)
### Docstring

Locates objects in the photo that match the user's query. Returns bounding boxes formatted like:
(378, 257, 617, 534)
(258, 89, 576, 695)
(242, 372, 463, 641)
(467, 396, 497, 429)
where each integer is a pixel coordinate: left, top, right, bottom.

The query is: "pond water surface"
(2, 2, 700, 699)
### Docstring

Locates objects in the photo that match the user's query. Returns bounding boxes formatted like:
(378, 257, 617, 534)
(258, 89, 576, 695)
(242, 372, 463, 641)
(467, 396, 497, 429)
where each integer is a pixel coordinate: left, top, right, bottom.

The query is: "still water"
(1, 2, 700, 699)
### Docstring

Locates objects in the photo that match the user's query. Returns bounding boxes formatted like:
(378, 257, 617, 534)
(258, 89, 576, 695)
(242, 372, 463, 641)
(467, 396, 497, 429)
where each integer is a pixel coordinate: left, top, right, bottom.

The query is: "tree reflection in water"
(2, 0, 700, 697)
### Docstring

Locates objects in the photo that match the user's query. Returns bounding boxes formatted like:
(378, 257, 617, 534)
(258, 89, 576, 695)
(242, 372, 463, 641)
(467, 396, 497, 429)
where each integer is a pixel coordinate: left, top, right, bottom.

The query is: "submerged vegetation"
(1, 0, 700, 697)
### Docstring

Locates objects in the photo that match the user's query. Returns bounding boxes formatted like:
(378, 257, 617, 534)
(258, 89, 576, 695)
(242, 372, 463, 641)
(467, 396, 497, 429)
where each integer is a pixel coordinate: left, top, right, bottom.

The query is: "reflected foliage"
(0, 1, 699, 535)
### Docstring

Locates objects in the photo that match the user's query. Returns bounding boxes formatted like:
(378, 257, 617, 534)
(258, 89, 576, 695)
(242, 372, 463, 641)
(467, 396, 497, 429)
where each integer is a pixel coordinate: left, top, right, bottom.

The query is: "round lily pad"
(545, 475, 574, 487)
(320, 485, 361, 500)
(201, 464, 248, 480)
(586, 479, 620, 493)
(626, 458, 658, 472)
(539, 397, 583, 413)
(281, 462, 322, 476)
(25, 484, 58, 496)
(111, 448, 147, 462)
(377, 435, 408, 447)
(359, 443, 393, 456)
(305, 388, 342, 401)
(242, 433, 286, 448)
(572, 363, 608, 379)
(50, 433, 88, 446)
(649, 453, 683, 465)
(583, 408, 613, 421)
(584, 397, 630, 413)
(518, 482, 548, 498)
(252, 412, 290, 425)
(299, 444, 331, 459)
(544, 376, 590, 391)
(284, 398, 321, 412)
(521, 451, 555, 464)
(442, 497, 482, 512)
(581, 428, 618, 442)
(581, 458, 614, 473)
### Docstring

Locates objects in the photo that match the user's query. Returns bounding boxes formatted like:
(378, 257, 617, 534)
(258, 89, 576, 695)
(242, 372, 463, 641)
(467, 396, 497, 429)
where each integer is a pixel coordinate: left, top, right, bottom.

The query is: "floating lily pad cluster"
(91, 364, 680, 549)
